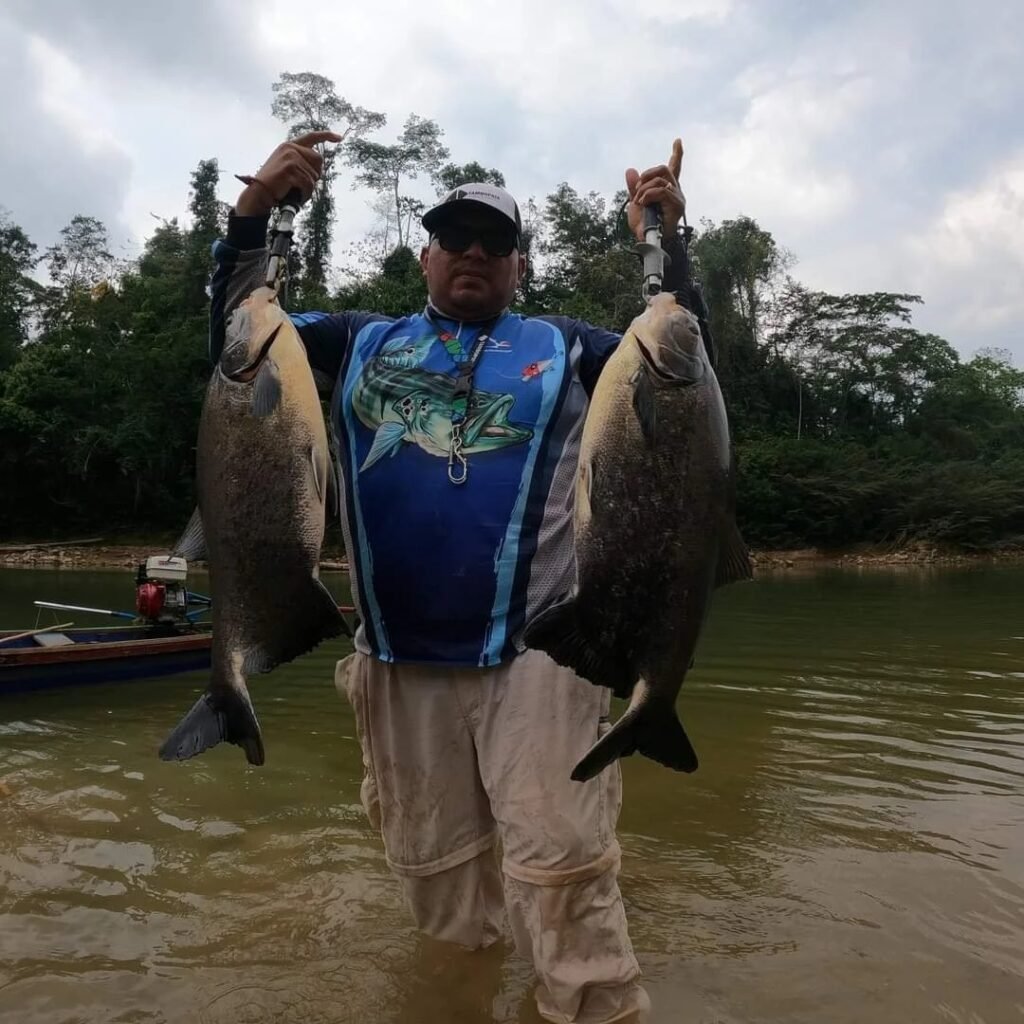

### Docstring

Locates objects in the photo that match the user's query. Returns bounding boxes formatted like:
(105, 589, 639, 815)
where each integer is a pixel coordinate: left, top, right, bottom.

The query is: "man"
(211, 131, 704, 1024)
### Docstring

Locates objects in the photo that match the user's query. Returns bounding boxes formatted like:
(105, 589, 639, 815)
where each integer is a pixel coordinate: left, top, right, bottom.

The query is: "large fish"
(159, 286, 348, 766)
(353, 336, 532, 471)
(523, 292, 751, 782)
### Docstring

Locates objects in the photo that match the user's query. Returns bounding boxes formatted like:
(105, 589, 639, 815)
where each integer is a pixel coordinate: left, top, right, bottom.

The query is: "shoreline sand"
(2, 539, 1021, 572)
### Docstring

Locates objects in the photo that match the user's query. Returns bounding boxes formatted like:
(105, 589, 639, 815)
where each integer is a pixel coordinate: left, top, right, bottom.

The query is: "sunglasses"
(433, 223, 518, 258)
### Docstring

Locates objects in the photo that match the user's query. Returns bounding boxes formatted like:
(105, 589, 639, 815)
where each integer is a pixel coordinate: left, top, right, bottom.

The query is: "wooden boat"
(0, 606, 357, 695)
(0, 624, 213, 694)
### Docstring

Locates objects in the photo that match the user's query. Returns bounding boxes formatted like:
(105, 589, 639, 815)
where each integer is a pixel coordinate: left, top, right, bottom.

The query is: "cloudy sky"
(3, 0, 1022, 361)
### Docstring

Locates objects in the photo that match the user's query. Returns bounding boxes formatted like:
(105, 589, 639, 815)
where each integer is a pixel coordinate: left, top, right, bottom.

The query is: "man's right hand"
(234, 131, 344, 217)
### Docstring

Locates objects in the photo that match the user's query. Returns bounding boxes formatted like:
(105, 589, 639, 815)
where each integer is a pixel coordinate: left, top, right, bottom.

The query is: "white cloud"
(1, 0, 1023, 362)
(28, 37, 126, 163)
(602, 0, 735, 21)
(906, 154, 1024, 336)
(697, 66, 870, 225)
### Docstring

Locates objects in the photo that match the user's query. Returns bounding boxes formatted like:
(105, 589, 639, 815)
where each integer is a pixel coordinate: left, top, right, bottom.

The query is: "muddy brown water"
(0, 566, 1022, 1023)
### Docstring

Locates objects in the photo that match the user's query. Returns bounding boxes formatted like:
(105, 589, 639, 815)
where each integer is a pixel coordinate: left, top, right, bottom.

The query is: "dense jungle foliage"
(2, 73, 1022, 551)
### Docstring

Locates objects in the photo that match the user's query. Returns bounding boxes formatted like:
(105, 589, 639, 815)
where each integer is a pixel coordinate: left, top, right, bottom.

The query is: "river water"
(0, 566, 1022, 1023)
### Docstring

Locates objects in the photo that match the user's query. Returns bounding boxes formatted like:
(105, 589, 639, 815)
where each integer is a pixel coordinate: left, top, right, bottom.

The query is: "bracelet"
(234, 173, 277, 206)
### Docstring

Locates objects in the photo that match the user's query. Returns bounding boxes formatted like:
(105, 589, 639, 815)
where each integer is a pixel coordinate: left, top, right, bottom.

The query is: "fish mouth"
(223, 323, 283, 383)
(464, 395, 531, 449)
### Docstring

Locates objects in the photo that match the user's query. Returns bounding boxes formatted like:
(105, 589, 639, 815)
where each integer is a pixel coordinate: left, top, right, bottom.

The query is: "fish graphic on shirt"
(352, 335, 533, 471)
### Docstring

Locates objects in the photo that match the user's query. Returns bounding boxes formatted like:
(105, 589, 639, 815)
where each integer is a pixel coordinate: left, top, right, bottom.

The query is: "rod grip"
(643, 204, 662, 231)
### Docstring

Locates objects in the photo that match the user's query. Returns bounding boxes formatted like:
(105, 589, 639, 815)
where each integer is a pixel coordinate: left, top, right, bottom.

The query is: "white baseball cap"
(422, 183, 522, 242)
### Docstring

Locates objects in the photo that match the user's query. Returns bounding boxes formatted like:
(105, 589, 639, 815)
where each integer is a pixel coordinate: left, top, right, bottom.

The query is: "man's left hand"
(626, 138, 685, 242)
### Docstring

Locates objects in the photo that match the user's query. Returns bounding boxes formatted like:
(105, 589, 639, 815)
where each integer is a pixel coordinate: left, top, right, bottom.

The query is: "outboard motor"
(135, 556, 189, 625)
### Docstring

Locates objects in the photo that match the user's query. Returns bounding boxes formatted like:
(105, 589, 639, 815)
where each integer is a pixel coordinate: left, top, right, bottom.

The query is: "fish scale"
(159, 287, 348, 766)
(523, 292, 752, 782)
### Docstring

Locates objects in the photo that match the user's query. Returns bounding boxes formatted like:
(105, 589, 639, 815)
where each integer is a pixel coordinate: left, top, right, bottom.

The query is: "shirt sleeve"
(661, 230, 717, 368)
(209, 211, 390, 390)
(542, 318, 620, 397)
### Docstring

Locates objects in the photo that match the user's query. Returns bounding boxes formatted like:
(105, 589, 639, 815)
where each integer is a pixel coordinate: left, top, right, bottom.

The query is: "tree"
(3, 116, 1024, 553)
(335, 243, 427, 318)
(346, 114, 450, 250)
(0, 211, 39, 370)
(271, 72, 385, 302)
(527, 184, 640, 330)
(774, 289, 957, 436)
(694, 216, 791, 347)
(434, 161, 506, 194)
(186, 158, 223, 304)
(44, 215, 114, 295)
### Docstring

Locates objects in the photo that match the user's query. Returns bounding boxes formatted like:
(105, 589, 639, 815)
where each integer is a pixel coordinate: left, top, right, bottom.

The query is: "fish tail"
(158, 682, 265, 766)
(522, 595, 632, 696)
(571, 683, 698, 782)
(273, 578, 351, 664)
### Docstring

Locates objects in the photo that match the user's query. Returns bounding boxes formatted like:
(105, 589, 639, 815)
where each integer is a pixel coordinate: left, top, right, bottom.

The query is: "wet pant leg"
(336, 653, 504, 950)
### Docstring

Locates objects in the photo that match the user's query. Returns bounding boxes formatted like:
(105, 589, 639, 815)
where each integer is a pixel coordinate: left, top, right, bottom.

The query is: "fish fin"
(522, 596, 632, 698)
(361, 421, 407, 471)
(576, 460, 593, 531)
(250, 357, 282, 417)
(158, 688, 265, 766)
(241, 646, 274, 676)
(716, 519, 754, 587)
(326, 457, 340, 519)
(631, 365, 657, 447)
(242, 578, 350, 677)
(309, 444, 326, 505)
(571, 692, 698, 782)
(172, 507, 206, 562)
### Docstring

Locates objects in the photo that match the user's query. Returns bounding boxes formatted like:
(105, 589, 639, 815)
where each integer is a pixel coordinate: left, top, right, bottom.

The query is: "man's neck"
(426, 298, 506, 325)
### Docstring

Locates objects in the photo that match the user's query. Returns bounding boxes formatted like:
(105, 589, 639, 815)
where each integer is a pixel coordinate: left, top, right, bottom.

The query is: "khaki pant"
(336, 649, 650, 1024)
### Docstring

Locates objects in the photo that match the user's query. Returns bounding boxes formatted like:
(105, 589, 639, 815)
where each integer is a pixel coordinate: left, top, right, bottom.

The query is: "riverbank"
(2, 538, 1021, 571)
(751, 542, 1024, 570)
(0, 536, 350, 571)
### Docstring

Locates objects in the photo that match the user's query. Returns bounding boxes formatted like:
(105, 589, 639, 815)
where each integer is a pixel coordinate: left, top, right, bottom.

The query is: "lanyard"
(425, 309, 501, 485)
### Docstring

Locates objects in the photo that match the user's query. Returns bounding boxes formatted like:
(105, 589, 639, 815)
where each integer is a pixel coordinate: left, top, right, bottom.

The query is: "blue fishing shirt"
(210, 214, 693, 667)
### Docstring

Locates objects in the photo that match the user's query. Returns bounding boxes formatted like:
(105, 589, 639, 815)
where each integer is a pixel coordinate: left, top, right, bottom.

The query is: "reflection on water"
(1, 566, 1022, 1023)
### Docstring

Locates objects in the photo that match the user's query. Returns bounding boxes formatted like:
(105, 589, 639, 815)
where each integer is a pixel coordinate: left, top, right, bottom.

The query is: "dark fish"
(159, 287, 348, 766)
(523, 292, 751, 782)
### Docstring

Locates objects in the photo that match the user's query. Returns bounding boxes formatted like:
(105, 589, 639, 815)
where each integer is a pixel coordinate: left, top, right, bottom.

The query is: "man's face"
(420, 209, 526, 321)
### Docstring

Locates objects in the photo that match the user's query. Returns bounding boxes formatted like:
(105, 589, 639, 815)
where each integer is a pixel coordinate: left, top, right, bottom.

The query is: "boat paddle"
(0, 622, 75, 647)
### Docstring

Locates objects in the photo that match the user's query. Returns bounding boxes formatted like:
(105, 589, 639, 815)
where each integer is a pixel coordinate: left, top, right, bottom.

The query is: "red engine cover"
(136, 582, 166, 619)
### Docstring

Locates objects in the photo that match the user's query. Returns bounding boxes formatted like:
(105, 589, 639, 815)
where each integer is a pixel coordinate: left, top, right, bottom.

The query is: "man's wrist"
(226, 209, 272, 250)
(662, 227, 683, 250)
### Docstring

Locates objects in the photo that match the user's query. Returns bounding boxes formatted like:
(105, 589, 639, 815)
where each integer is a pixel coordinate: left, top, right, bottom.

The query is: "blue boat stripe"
(482, 320, 567, 665)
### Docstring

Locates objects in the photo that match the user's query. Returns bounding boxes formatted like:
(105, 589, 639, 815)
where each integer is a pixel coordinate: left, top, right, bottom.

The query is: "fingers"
(269, 142, 324, 199)
(291, 129, 345, 149)
(625, 167, 640, 197)
(668, 138, 683, 181)
(632, 180, 683, 210)
(288, 161, 319, 200)
(285, 140, 325, 175)
(636, 140, 685, 189)
(236, 133, 332, 213)
(636, 164, 676, 187)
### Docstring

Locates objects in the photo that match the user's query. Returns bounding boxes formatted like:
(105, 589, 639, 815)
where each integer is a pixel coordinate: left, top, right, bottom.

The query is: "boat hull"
(0, 626, 213, 694)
